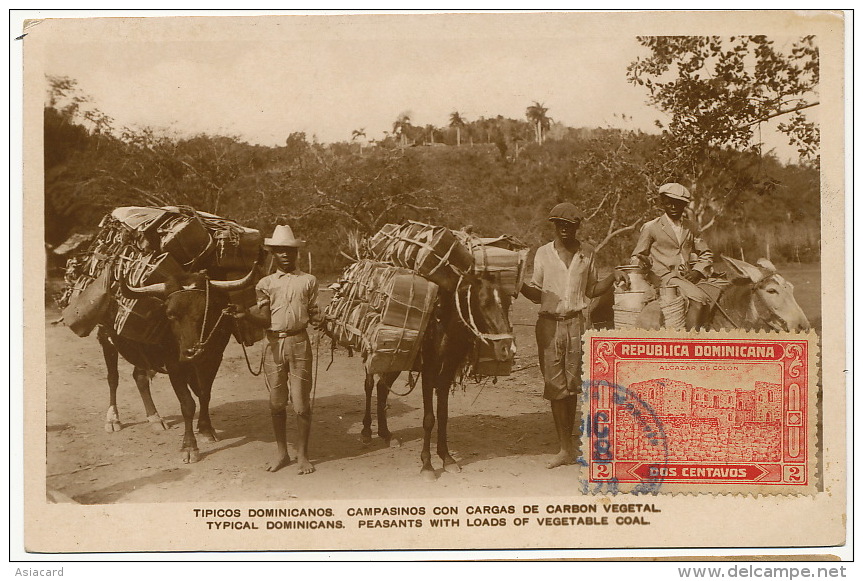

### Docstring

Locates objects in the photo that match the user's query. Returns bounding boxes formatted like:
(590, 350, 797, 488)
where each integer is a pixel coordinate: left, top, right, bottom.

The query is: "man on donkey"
(232, 224, 321, 474)
(630, 182, 723, 330)
(521, 203, 625, 469)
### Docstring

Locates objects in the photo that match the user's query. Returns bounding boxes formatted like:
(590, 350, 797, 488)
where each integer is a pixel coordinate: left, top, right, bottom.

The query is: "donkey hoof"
(387, 437, 402, 448)
(104, 421, 122, 433)
(182, 448, 200, 464)
(147, 415, 169, 431)
(420, 468, 437, 482)
(444, 462, 462, 474)
(360, 432, 373, 445)
(199, 430, 218, 443)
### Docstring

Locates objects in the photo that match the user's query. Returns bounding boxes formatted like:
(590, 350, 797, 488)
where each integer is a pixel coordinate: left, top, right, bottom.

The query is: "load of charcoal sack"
(58, 206, 263, 346)
(324, 221, 527, 376)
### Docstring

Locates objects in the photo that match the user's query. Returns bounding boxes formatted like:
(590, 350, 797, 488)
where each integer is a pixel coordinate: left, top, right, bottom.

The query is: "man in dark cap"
(521, 202, 625, 468)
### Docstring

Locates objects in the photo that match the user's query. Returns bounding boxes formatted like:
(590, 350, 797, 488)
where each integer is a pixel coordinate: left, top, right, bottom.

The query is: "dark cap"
(548, 202, 581, 224)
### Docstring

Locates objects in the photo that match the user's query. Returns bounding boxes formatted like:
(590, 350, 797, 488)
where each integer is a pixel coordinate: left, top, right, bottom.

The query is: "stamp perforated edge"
(578, 328, 820, 496)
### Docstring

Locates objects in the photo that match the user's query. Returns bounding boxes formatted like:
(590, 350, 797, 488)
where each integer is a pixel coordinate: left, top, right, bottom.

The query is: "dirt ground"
(43, 264, 821, 504)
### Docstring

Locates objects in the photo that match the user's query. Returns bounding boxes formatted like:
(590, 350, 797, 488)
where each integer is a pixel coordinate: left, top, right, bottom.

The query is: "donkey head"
(458, 272, 514, 362)
(723, 256, 810, 332)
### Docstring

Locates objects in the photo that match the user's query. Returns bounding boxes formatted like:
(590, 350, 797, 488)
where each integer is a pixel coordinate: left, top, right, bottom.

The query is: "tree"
(627, 36, 820, 233)
(627, 36, 820, 162)
(392, 112, 412, 147)
(351, 128, 366, 155)
(525, 101, 552, 145)
(449, 111, 466, 146)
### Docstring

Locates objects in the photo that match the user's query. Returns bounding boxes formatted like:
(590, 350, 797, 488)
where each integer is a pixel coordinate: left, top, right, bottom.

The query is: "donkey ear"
(756, 258, 777, 273)
(722, 255, 765, 284)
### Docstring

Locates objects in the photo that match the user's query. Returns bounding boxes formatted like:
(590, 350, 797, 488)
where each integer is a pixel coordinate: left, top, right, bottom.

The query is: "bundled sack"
(325, 260, 438, 374)
(62, 265, 112, 338)
(110, 206, 262, 271)
(110, 250, 185, 344)
(456, 232, 528, 297)
(367, 222, 474, 292)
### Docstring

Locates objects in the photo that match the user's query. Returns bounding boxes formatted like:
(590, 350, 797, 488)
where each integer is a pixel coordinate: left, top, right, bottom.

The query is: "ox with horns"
(101, 265, 258, 463)
(330, 271, 514, 481)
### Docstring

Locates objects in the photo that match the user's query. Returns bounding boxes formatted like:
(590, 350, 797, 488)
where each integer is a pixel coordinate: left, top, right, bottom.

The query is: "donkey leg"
(98, 329, 122, 433)
(132, 367, 168, 431)
(360, 374, 374, 445)
(166, 367, 199, 463)
(420, 371, 436, 481)
(192, 360, 220, 443)
(377, 372, 400, 447)
(436, 385, 460, 473)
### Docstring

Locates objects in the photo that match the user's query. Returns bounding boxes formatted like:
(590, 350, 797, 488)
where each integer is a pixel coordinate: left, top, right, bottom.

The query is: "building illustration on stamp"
(618, 379, 783, 463)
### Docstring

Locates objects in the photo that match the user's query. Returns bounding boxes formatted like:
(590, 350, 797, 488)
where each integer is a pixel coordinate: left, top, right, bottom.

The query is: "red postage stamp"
(581, 330, 818, 495)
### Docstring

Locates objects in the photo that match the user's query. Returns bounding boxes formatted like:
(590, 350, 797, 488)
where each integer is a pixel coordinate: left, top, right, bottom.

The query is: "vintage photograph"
(20, 11, 846, 554)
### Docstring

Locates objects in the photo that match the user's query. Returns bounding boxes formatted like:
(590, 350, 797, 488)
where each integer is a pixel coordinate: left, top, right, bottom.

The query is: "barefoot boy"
(234, 224, 319, 474)
(520, 203, 624, 468)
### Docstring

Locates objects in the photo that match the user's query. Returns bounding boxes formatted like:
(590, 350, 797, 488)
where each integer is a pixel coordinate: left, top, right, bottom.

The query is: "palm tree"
(351, 128, 366, 155)
(425, 124, 437, 145)
(449, 111, 466, 146)
(526, 101, 552, 145)
(393, 112, 412, 147)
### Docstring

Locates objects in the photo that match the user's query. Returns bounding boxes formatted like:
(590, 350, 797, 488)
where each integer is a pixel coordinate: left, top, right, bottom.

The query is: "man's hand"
(613, 269, 630, 289)
(226, 304, 247, 320)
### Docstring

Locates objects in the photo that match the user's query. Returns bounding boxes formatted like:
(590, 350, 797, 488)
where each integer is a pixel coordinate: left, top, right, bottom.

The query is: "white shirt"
(528, 241, 597, 316)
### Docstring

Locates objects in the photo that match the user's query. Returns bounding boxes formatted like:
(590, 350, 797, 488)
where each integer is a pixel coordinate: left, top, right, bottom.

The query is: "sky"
(35, 12, 803, 159)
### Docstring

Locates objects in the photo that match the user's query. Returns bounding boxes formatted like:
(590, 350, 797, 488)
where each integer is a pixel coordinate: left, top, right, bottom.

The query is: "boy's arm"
(586, 256, 626, 298)
(308, 277, 325, 329)
(232, 286, 271, 328)
(519, 249, 543, 305)
(630, 223, 654, 270)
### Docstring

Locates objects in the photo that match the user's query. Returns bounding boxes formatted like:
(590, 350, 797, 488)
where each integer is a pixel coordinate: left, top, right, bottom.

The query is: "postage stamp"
(581, 330, 818, 495)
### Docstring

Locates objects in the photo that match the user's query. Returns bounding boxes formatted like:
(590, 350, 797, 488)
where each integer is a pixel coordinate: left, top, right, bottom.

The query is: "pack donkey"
(345, 272, 514, 481)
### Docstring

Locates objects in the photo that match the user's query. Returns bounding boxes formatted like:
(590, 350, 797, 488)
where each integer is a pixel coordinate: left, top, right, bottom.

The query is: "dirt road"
(44, 264, 820, 504)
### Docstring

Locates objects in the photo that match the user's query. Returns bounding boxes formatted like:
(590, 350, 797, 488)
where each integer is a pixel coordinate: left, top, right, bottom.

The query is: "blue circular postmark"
(578, 379, 668, 495)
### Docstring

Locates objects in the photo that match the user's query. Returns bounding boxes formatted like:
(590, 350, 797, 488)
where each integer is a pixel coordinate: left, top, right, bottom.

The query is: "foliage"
(628, 36, 820, 162)
(44, 73, 821, 274)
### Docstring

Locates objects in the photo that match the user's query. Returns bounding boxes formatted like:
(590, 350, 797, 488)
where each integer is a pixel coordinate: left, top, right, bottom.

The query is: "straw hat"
(264, 224, 306, 247)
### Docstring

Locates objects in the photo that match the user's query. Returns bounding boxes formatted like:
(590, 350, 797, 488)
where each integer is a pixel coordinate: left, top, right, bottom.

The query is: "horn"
(208, 264, 258, 291)
(722, 255, 764, 284)
(122, 278, 169, 297)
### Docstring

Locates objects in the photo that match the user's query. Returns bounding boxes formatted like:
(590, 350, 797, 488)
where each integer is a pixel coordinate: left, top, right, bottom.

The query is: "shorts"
(535, 313, 585, 401)
(263, 329, 313, 414)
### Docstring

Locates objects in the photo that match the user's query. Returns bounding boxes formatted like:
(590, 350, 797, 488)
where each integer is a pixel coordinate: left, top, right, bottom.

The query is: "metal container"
(613, 290, 648, 311)
(659, 285, 680, 301)
(616, 264, 653, 293)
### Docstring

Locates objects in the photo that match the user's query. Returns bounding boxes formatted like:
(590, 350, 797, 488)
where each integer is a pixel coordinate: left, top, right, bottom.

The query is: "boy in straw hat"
(521, 202, 625, 469)
(233, 224, 320, 474)
(630, 183, 717, 329)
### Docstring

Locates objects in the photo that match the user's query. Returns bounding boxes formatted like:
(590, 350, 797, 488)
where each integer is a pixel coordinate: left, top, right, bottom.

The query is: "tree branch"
(739, 101, 819, 128)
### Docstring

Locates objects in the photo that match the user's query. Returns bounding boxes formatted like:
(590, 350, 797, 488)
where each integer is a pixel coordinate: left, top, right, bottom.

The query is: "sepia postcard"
(18, 10, 847, 556)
